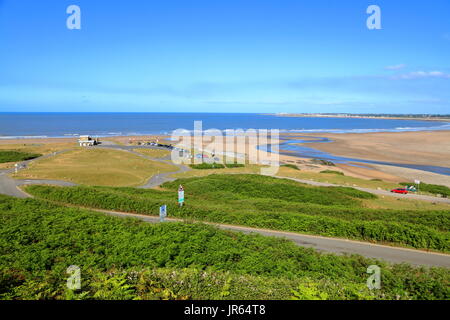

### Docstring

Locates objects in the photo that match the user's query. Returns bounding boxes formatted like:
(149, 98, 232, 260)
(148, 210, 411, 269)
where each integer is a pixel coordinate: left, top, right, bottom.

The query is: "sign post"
(159, 205, 167, 222)
(414, 180, 421, 193)
(178, 185, 185, 207)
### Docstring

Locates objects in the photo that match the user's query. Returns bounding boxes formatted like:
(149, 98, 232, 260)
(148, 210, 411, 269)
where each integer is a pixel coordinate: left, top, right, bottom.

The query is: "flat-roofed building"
(78, 135, 97, 147)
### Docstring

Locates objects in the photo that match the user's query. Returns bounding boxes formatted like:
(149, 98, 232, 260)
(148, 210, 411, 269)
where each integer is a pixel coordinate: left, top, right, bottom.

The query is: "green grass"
(0, 194, 448, 300)
(400, 182, 450, 198)
(189, 163, 245, 169)
(320, 170, 344, 175)
(0, 150, 41, 163)
(13, 148, 178, 187)
(281, 164, 300, 170)
(25, 174, 449, 252)
(189, 163, 225, 169)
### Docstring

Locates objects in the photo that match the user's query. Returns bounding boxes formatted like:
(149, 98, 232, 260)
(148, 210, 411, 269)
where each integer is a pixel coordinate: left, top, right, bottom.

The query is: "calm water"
(259, 137, 450, 176)
(0, 112, 449, 138)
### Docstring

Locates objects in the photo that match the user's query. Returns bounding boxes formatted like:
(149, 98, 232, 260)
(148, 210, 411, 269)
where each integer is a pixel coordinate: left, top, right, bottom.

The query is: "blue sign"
(159, 205, 167, 222)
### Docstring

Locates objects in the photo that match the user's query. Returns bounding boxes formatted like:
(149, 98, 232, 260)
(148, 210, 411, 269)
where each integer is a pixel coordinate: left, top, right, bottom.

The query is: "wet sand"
(2, 131, 449, 185)
(298, 131, 450, 167)
(289, 131, 450, 185)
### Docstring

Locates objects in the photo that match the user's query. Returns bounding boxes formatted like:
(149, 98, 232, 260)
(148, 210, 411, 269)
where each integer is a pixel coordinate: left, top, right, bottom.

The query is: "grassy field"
(0, 194, 448, 300)
(26, 174, 450, 252)
(13, 148, 178, 187)
(0, 142, 75, 168)
(172, 167, 447, 210)
(0, 142, 75, 156)
(277, 166, 399, 190)
(133, 148, 172, 159)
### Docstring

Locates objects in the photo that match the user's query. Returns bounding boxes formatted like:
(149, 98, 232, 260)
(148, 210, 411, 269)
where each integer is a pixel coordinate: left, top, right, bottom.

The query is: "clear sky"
(0, 0, 449, 113)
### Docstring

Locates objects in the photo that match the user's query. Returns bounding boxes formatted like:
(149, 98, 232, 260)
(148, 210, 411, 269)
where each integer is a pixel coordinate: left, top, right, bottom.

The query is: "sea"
(0, 112, 449, 138)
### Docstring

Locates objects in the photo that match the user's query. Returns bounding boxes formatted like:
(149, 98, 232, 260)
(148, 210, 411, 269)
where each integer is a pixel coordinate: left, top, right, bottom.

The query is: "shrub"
(189, 163, 225, 169)
(0, 150, 41, 163)
(320, 170, 344, 176)
(281, 164, 300, 170)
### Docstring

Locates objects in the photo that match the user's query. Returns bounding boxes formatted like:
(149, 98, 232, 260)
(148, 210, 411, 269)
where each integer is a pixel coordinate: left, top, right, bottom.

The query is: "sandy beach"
(299, 131, 450, 167)
(1, 130, 449, 186)
(288, 130, 450, 185)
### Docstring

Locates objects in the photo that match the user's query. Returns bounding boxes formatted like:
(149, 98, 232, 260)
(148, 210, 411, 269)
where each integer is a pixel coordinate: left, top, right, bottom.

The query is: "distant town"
(270, 113, 450, 122)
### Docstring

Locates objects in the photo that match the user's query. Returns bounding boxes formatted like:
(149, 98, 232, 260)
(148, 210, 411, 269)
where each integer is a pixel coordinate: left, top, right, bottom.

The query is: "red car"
(391, 188, 408, 194)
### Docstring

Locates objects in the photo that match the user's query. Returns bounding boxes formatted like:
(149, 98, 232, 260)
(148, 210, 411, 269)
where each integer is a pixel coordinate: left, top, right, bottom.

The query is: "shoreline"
(266, 113, 450, 122)
(2, 130, 449, 186)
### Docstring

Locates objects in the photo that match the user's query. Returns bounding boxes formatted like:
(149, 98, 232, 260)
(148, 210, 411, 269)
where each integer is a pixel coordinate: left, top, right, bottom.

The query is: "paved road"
(0, 149, 78, 197)
(0, 144, 190, 197)
(0, 171, 29, 198)
(98, 208, 450, 268)
(1, 143, 449, 267)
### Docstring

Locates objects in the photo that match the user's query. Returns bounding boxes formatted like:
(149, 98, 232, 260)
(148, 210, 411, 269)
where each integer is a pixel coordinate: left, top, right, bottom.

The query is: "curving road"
(97, 208, 450, 268)
(1, 142, 449, 267)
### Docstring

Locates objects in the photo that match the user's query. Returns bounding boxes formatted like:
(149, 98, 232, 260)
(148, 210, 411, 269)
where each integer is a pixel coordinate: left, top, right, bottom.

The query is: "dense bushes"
(25, 174, 449, 251)
(0, 195, 448, 300)
(164, 174, 376, 205)
(189, 163, 245, 169)
(281, 164, 300, 170)
(321, 170, 344, 175)
(0, 150, 41, 163)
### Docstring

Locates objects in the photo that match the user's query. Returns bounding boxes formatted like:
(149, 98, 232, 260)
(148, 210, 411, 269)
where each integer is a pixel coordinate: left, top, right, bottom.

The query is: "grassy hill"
(25, 174, 449, 252)
(13, 148, 178, 187)
(0, 194, 448, 300)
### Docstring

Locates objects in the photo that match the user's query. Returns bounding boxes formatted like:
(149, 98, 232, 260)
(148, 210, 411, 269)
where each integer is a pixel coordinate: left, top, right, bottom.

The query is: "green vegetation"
(190, 163, 225, 169)
(400, 182, 450, 198)
(281, 164, 300, 170)
(277, 167, 399, 192)
(25, 174, 449, 252)
(224, 163, 245, 168)
(320, 170, 344, 175)
(0, 195, 448, 300)
(0, 150, 41, 163)
(189, 163, 245, 169)
(311, 159, 335, 166)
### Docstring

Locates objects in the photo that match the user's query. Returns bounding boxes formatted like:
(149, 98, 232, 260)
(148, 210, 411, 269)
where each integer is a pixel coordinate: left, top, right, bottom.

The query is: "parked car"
(391, 188, 408, 194)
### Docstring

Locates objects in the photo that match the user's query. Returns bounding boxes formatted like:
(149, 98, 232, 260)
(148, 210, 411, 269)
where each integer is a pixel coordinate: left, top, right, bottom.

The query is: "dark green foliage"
(400, 182, 450, 198)
(0, 150, 41, 163)
(320, 170, 344, 175)
(25, 174, 449, 251)
(224, 163, 245, 168)
(0, 195, 448, 300)
(311, 159, 335, 166)
(189, 163, 225, 169)
(281, 164, 300, 170)
(189, 163, 245, 169)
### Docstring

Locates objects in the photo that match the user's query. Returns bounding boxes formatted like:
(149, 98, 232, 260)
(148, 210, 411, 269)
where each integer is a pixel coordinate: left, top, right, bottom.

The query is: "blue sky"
(0, 0, 449, 113)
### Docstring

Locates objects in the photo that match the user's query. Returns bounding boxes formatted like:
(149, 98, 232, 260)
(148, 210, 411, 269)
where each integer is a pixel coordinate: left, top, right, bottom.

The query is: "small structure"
(78, 135, 98, 147)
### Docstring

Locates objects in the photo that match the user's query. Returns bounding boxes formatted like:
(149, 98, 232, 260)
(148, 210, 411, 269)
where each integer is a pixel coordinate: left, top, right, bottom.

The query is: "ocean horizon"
(1, 112, 449, 139)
